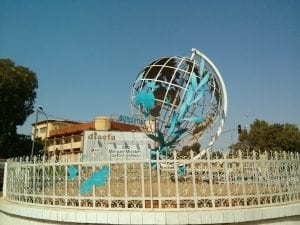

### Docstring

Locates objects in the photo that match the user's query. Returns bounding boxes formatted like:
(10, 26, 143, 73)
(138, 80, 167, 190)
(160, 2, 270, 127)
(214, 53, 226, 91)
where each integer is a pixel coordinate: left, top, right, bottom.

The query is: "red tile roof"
(49, 120, 141, 137)
(50, 121, 95, 137)
(111, 121, 141, 132)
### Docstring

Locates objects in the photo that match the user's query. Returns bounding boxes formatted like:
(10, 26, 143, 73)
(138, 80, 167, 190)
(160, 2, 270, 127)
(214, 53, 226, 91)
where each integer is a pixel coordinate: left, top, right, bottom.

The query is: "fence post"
(253, 150, 261, 205)
(207, 151, 215, 207)
(156, 150, 161, 208)
(52, 158, 56, 205)
(275, 152, 283, 203)
(148, 150, 153, 208)
(239, 150, 247, 206)
(64, 159, 68, 207)
(2, 162, 8, 198)
(190, 150, 198, 208)
(283, 151, 292, 201)
(173, 150, 180, 208)
(33, 156, 37, 204)
(223, 153, 232, 207)
(124, 152, 128, 208)
(141, 154, 145, 208)
(42, 155, 45, 205)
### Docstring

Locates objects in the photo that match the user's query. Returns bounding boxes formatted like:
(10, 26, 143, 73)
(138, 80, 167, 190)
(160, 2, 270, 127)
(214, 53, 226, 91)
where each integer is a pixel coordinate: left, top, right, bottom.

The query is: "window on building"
(64, 149, 71, 154)
(55, 138, 62, 145)
(48, 139, 55, 145)
(73, 148, 81, 153)
(64, 137, 71, 143)
(73, 135, 81, 142)
(40, 127, 47, 133)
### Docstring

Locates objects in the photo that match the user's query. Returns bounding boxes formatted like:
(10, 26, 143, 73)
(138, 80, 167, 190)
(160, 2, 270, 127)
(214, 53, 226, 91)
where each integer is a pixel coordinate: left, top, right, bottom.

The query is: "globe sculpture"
(130, 48, 227, 160)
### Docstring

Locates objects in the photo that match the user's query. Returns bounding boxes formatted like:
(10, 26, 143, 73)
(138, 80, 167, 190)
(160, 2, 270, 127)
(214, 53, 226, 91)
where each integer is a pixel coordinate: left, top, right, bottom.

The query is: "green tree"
(0, 59, 38, 158)
(230, 119, 300, 154)
(3, 135, 43, 158)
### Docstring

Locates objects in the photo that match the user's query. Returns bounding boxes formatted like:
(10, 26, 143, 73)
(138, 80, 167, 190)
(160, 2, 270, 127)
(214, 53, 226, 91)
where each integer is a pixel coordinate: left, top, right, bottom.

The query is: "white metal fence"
(4, 150, 300, 210)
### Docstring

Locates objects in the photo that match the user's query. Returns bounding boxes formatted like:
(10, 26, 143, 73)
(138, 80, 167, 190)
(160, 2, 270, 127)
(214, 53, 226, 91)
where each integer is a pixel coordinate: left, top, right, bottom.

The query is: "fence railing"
(4, 150, 300, 210)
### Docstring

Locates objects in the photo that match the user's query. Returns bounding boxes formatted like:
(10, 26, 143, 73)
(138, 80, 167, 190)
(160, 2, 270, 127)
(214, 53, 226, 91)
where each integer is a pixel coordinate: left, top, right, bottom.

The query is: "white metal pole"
(31, 110, 39, 157)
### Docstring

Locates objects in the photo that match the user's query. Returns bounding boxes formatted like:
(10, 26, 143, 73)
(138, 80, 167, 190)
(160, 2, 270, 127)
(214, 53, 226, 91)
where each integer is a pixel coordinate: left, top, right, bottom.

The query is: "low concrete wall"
(0, 198, 299, 224)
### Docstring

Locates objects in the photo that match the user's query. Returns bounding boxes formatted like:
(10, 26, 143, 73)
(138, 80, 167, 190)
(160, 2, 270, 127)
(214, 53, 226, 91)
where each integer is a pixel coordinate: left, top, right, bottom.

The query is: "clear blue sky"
(1, 0, 299, 149)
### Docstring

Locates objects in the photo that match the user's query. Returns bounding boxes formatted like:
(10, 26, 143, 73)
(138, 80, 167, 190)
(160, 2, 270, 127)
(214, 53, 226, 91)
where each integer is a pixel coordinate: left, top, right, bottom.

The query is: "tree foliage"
(0, 58, 38, 158)
(0, 135, 43, 158)
(0, 59, 38, 135)
(230, 119, 300, 154)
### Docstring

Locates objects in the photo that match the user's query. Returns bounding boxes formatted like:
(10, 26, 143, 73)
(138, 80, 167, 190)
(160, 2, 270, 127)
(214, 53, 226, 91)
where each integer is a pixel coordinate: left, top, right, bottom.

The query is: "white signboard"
(83, 131, 154, 161)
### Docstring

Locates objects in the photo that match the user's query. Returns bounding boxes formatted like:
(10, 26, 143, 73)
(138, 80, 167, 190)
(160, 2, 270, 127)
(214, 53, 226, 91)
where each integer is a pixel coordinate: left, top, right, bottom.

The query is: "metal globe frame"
(130, 48, 227, 159)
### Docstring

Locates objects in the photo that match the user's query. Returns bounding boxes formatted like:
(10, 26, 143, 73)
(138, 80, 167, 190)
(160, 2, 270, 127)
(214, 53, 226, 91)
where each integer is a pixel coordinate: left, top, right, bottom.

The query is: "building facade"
(31, 119, 82, 141)
(32, 116, 148, 160)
